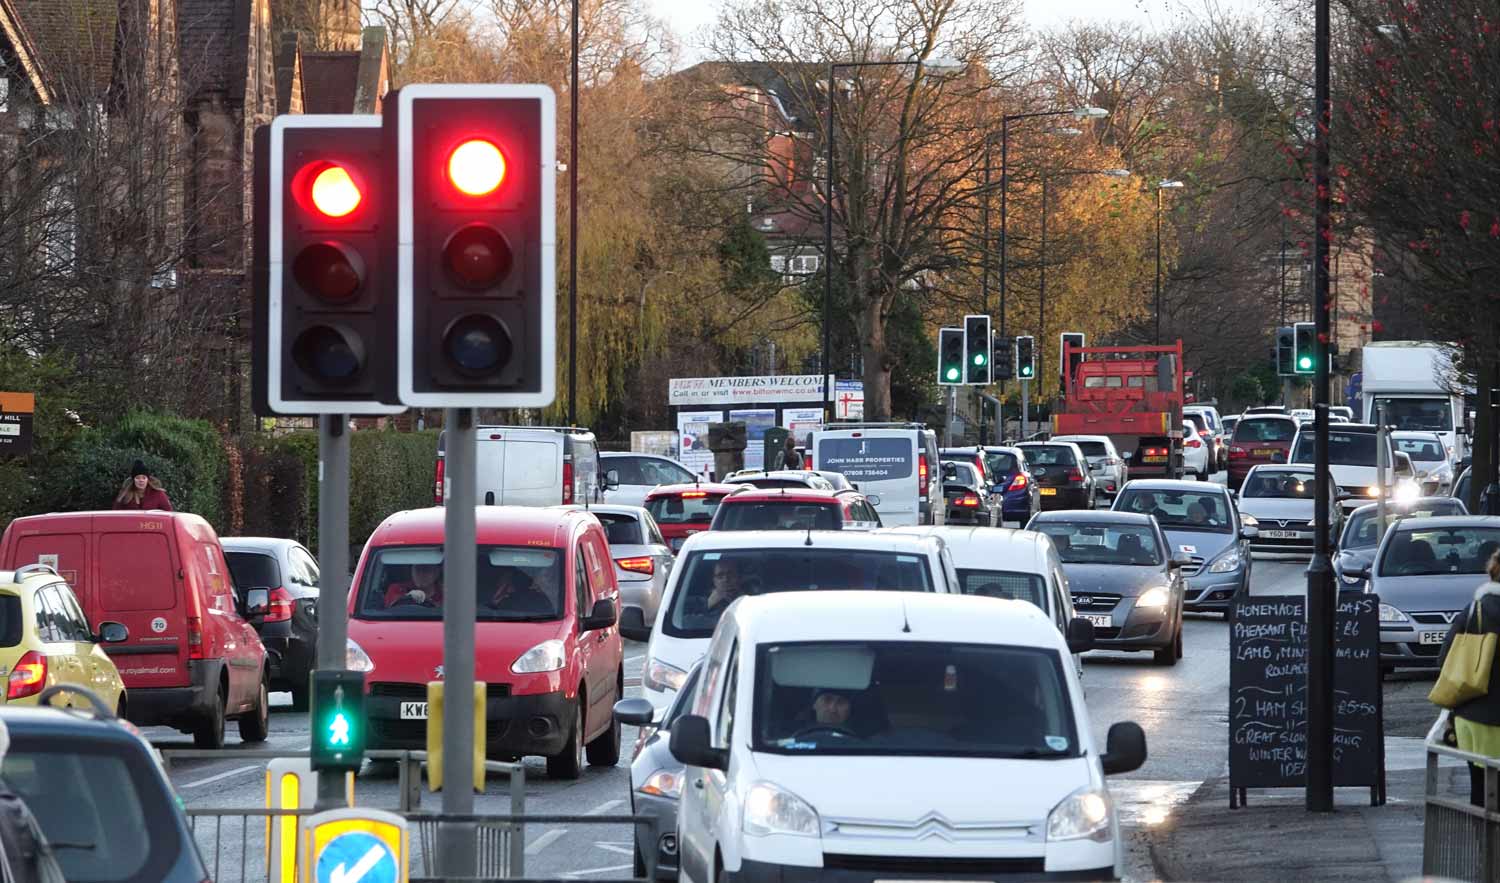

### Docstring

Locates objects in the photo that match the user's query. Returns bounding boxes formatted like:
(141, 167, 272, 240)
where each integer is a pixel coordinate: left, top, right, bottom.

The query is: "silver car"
(1235, 464, 1341, 554)
(1334, 497, 1468, 591)
(614, 662, 703, 880)
(1392, 431, 1455, 496)
(1350, 515, 1500, 672)
(565, 504, 674, 624)
(1112, 479, 1255, 613)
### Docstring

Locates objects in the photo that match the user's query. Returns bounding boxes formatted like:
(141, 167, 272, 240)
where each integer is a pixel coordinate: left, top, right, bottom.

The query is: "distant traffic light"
(391, 84, 557, 408)
(311, 670, 366, 771)
(963, 314, 992, 385)
(993, 334, 1014, 381)
(251, 116, 404, 416)
(1060, 332, 1086, 393)
(1294, 322, 1316, 375)
(1016, 336, 1036, 380)
(938, 327, 964, 386)
(1276, 326, 1295, 376)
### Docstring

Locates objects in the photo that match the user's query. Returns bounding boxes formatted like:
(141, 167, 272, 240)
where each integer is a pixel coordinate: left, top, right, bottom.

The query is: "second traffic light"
(993, 334, 1014, 381)
(1016, 336, 1036, 380)
(963, 314, 992, 385)
(310, 670, 366, 772)
(1275, 326, 1295, 376)
(1060, 332, 1085, 393)
(1294, 321, 1316, 374)
(938, 327, 965, 385)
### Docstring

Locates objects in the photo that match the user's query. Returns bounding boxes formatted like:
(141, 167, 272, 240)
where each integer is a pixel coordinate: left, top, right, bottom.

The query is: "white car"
(1392, 430, 1455, 496)
(559, 503, 674, 625)
(1181, 420, 1211, 480)
(722, 470, 834, 491)
(622, 530, 958, 710)
(601, 453, 697, 507)
(669, 592, 1146, 882)
(1288, 424, 1419, 512)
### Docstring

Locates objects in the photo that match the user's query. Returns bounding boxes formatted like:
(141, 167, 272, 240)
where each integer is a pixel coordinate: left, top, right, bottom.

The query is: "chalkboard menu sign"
(1228, 592, 1385, 807)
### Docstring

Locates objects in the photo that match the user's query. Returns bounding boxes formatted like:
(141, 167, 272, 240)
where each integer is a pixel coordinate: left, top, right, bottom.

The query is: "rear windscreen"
(98, 533, 176, 611)
(647, 493, 725, 524)
(224, 552, 279, 590)
(1021, 446, 1077, 467)
(717, 502, 840, 531)
(955, 569, 1046, 610)
(593, 513, 644, 545)
(1233, 418, 1296, 443)
(818, 438, 913, 481)
(1071, 441, 1108, 458)
(985, 452, 1019, 475)
(0, 595, 21, 647)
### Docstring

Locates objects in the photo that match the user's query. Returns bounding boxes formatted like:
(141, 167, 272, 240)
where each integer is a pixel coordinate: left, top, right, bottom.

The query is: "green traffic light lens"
(973, 354, 986, 365)
(945, 367, 960, 381)
(1298, 356, 1313, 370)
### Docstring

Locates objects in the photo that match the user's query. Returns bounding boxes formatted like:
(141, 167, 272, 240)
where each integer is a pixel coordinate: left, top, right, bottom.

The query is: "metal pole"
(1306, 0, 1336, 814)
(945, 386, 955, 447)
(568, 0, 580, 426)
(1375, 404, 1388, 544)
(999, 117, 1009, 341)
(315, 414, 350, 810)
(440, 408, 478, 874)
(1021, 380, 1030, 440)
(1039, 176, 1048, 389)
(982, 139, 991, 315)
(1154, 187, 1163, 345)
(823, 62, 836, 421)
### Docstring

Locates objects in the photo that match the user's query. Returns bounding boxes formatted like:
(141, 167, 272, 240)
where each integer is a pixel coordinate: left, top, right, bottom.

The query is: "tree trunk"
(859, 293, 892, 421)
(1472, 349, 1494, 513)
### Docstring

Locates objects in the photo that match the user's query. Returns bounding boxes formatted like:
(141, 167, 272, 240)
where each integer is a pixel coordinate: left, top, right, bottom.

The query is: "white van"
(810, 423, 943, 526)
(621, 530, 958, 710)
(669, 591, 1144, 882)
(435, 426, 602, 507)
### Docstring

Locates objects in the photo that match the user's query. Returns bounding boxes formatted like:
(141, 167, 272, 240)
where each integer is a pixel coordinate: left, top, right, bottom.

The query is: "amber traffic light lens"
(443, 224, 513, 289)
(447, 139, 506, 197)
(293, 242, 365, 302)
(292, 325, 364, 384)
(309, 164, 362, 218)
(443, 315, 512, 377)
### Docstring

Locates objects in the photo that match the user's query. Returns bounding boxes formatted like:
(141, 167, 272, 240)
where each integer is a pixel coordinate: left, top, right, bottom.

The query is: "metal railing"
(404, 813, 658, 883)
(1424, 710, 1500, 882)
(186, 807, 318, 883)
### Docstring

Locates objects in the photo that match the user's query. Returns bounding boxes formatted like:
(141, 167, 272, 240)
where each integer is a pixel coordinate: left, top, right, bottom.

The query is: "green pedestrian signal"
(963, 314, 992, 385)
(938, 327, 965, 386)
(1293, 322, 1316, 375)
(311, 670, 366, 771)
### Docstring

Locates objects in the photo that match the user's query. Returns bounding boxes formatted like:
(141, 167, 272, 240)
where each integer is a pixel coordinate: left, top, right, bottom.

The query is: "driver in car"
(706, 559, 756, 611)
(385, 562, 444, 608)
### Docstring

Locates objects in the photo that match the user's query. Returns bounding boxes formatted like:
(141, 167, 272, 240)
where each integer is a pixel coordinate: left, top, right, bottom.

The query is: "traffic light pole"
(440, 408, 479, 876)
(1021, 380, 1030, 440)
(315, 414, 351, 811)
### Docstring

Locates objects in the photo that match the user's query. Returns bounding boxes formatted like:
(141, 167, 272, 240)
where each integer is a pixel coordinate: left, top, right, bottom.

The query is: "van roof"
(4, 510, 213, 537)
(366, 506, 595, 548)
(729, 591, 1060, 649)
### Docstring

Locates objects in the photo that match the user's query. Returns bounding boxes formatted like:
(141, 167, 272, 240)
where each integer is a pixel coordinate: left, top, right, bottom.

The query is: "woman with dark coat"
(113, 460, 173, 511)
(1437, 551, 1500, 807)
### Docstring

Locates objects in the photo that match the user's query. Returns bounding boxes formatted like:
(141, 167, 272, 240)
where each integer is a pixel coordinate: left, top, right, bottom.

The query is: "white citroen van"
(810, 423, 943, 526)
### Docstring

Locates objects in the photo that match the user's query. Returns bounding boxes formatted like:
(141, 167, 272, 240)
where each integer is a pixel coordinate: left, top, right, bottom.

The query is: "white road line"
(594, 843, 634, 856)
(585, 799, 623, 816)
(626, 654, 644, 663)
(564, 863, 633, 878)
(182, 764, 260, 789)
(526, 828, 570, 855)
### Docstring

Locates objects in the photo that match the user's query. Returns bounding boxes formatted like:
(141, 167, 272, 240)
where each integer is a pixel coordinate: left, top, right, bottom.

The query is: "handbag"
(1430, 600, 1498, 709)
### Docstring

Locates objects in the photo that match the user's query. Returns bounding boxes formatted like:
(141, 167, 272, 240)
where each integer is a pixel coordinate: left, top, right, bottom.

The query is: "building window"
(789, 255, 820, 275)
(769, 255, 787, 273)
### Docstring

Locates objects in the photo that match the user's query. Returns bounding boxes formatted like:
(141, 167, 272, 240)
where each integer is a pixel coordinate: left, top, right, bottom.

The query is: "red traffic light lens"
(443, 315, 512, 377)
(309, 164, 362, 217)
(447, 139, 506, 197)
(293, 242, 365, 302)
(292, 325, 364, 384)
(444, 224, 513, 289)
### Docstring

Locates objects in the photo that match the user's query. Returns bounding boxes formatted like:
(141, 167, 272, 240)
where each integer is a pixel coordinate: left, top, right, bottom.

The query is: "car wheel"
(586, 685, 623, 766)
(1154, 640, 1179, 666)
(194, 683, 227, 749)
(239, 675, 270, 743)
(1175, 624, 1185, 659)
(547, 702, 585, 780)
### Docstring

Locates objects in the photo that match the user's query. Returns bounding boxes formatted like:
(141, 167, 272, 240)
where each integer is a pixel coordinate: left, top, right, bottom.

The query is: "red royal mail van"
(0, 511, 270, 748)
(349, 506, 624, 779)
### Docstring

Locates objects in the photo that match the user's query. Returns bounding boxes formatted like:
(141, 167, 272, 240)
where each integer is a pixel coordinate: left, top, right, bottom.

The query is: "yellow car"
(1, 564, 128, 712)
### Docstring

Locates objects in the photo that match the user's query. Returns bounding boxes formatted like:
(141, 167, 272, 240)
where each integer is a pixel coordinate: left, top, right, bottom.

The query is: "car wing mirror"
(96, 621, 129, 644)
(669, 715, 728, 770)
(1240, 524, 1260, 540)
(612, 697, 657, 727)
(1066, 617, 1096, 654)
(1101, 722, 1148, 775)
(244, 587, 270, 623)
(941, 463, 959, 480)
(583, 597, 618, 632)
(1349, 567, 1372, 581)
(619, 605, 652, 642)
(604, 469, 621, 490)
(1170, 552, 1193, 569)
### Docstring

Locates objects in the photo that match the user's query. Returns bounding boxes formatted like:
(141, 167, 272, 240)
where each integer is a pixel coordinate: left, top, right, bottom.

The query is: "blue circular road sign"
(316, 830, 398, 883)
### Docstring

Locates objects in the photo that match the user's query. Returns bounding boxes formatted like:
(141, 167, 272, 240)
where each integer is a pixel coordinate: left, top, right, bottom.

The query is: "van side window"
(574, 548, 591, 625)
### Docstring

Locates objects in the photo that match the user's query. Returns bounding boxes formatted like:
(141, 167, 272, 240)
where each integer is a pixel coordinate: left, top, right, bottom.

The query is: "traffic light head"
(964, 314, 992, 385)
(252, 116, 403, 416)
(1294, 322, 1316, 375)
(392, 84, 557, 408)
(1276, 326, 1295, 376)
(310, 670, 366, 771)
(938, 327, 964, 385)
(1059, 332, 1085, 391)
(1016, 335, 1036, 379)
(993, 334, 1014, 381)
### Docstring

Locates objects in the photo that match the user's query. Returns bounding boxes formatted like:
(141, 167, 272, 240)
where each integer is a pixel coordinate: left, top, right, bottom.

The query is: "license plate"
(400, 702, 429, 720)
(1084, 615, 1112, 628)
(1261, 530, 1306, 539)
(1040, 488, 1057, 496)
(1254, 448, 1279, 457)
(1143, 455, 1166, 464)
(1420, 631, 1447, 646)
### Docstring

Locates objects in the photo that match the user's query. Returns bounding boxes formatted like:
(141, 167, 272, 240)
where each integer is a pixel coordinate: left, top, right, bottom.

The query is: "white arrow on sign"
(330, 844, 387, 883)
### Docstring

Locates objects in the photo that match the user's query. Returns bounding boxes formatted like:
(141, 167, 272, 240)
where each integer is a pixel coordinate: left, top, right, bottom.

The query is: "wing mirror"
(244, 588, 270, 624)
(1101, 721, 1148, 775)
(95, 621, 129, 644)
(941, 463, 959, 481)
(1170, 552, 1193, 569)
(619, 605, 652, 642)
(582, 598, 618, 632)
(1349, 566, 1372, 581)
(1066, 617, 1096, 654)
(612, 697, 658, 727)
(670, 715, 728, 770)
(604, 469, 621, 490)
(1240, 524, 1260, 540)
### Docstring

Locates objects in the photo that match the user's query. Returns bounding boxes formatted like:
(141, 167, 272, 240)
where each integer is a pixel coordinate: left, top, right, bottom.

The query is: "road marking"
(626, 654, 644, 663)
(594, 843, 633, 856)
(585, 799, 623, 815)
(526, 828, 569, 855)
(564, 863, 633, 878)
(182, 764, 260, 789)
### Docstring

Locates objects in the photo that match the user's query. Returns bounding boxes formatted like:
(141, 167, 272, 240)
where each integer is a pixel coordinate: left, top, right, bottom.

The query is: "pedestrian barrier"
(404, 813, 659, 882)
(1423, 710, 1500, 882)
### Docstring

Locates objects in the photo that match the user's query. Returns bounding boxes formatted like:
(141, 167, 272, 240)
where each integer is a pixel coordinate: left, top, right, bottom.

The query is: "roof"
(645, 483, 742, 497)
(1391, 430, 1444, 439)
(678, 529, 941, 556)
(729, 591, 1061, 649)
(1050, 435, 1113, 444)
(1348, 497, 1465, 518)
(885, 526, 1048, 569)
(0, 704, 142, 743)
(3, 0, 117, 99)
(366, 506, 596, 548)
(1030, 510, 1155, 526)
(554, 503, 650, 518)
(1121, 479, 1230, 493)
(719, 488, 844, 503)
(219, 537, 301, 553)
(672, 60, 826, 130)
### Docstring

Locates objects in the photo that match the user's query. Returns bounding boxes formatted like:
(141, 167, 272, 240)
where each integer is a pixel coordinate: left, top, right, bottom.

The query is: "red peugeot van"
(0, 511, 270, 747)
(349, 506, 624, 779)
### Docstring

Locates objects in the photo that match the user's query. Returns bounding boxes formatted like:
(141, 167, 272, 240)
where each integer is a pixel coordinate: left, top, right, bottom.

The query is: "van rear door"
(814, 432, 920, 525)
(96, 523, 190, 689)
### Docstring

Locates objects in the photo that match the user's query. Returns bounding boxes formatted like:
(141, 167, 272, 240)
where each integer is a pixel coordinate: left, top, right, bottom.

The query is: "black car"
(1028, 510, 1188, 665)
(942, 461, 997, 526)
(4, 686, 209, 882)
(222, 537, 321, 709)
(1017, 441, 1095, 511)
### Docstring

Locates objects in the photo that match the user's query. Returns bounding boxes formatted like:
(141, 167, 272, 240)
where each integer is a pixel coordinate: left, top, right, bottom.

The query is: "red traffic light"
(308, 164, 363, 217)
(447, 139, 506, 197)
(293, 242, 365, 302)
(444, 224, 513, 289)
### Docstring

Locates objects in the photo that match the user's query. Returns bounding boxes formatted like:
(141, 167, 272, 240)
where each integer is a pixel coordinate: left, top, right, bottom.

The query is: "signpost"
(0, 392, 34, 457)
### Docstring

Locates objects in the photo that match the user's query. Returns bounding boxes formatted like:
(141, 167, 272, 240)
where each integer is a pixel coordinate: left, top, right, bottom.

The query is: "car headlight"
(643, 657, 688, 693)
(1208, 549, 1243, 573)
(346, 639, 375, 672)
(511, 639, 566, 674)
(639, 768, 684, 799)
(1378, 603, 1410, 624)
(1136, 587, 1171, 608)
(1394, 481, 1420, 503)
(1047, 785, 1113, 843)
(1364, 485, 1380, 498)
(744, 782, 821, 837)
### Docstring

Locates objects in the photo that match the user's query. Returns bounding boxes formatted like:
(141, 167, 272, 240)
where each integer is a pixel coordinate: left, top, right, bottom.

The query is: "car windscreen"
(716, 501, 840, 531)
(355, 545, 565, 621)
(817, 437, 914, 481)
(1377, 526, 1500, 577)
(647, 492, 725, 525)
(1036, 522, 1164, 565)
(1394, 437, 1445, 462)
(224, 551, 279, 590)
(1291, 431, 1379, 466)
(1021, 445, 1077, 467)
(5, 737, 189, 883)
(1373, 396, 1453, 432)
(1116, 488, 1234, 533)
(1064, 441, 1109, 460)
(1233, 418, 1296, 443)
(593, 513, 644, 546)
(662, 548, 935, 639)
(984, 451, 1019, 476)
(752, 641, 1078, 758)
(955, 569, 1047, 609)
(1242, 471, 1318, 499)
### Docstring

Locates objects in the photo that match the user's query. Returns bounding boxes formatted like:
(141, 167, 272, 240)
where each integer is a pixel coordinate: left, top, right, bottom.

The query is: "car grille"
(369, 682, 511, 700)
(821, 855, 1044, 874)
(1181, 557, 1206, 577)
(1071, 593, 1121, 612)
(1411, 612, 1459, 626)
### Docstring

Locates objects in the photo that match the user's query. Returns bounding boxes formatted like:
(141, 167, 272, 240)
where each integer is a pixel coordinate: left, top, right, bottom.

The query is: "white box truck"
(1361, 341, 1468, 463)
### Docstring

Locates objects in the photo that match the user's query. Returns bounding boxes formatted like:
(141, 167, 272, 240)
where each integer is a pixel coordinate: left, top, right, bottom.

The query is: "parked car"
(1028, 511, 1188, 665)
(1392, 431, 1456, 496)
(624, 529, 958, 710)
(1221, 414, 1240, 440)
(1181, 412, 1219, 475)
(349, 506, 623, 779)
(942, 460, 998, 526)
(669, 592, 1144, 882)
(709, 488, 880, 532)
(1017, 441, 1095, 511)
(613, 661, 704, 881)
(601, 453, 697, 507)
(644, 483, 746, 552)
(1349, 516, 1500, 673)
(0, 565, 129, 710)
(1051, 435, 1129, 506)
(1227, 414, 1299, 490)
(4, 685, 210, 882)
(436, 425, 602, 507)
(1334, 497, 1468, 590)
(561, 504, 674, 628)
(810, 423, 943, 525)
(1235, 464, 1342, 554)
(0, 511, 270, 748)
(1112, 480, 1255, 614)
(721, 470, 834, 491)
(221, 537, 321, 709)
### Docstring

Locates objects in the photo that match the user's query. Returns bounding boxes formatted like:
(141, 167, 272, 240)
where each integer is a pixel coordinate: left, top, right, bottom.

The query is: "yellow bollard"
(424, 680, 486, 792)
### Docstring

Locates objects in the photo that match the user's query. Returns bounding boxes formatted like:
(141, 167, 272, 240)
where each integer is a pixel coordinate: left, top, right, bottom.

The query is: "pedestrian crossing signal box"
(311, 670, 366, 772)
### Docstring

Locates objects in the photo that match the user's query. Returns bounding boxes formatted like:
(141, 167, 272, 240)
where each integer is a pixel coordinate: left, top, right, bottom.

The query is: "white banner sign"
(669, 374, 835, 406)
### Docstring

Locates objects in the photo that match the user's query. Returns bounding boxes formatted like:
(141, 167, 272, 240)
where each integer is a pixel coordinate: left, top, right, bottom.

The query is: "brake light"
(919, 455, 930, 495)
(187, 617, 205, 659)
(681, 491, 708, 499)
(1069, 469, 1085, 482)
(265, 587, 295, 623)
(7, 651, 45, 700)
(1007, 473, 1029, 491)
(1230, 446, 1248, 459)
(562, 461, 574, 505)
(1187, 438, 1203, 449)
(434, 457, 445, 505)
(955, 494, 980, 508)
(616, 556, 655, 575)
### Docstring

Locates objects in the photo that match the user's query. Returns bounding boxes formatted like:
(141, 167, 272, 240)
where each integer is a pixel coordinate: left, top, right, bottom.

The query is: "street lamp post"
(568, 0, 579, 426)
(1153, 179, 1184, 345)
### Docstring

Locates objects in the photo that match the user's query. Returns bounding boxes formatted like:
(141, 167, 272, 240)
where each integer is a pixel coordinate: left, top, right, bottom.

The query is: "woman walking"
(1437, 550, 1500, 807)
(113, 460, 173, 511)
